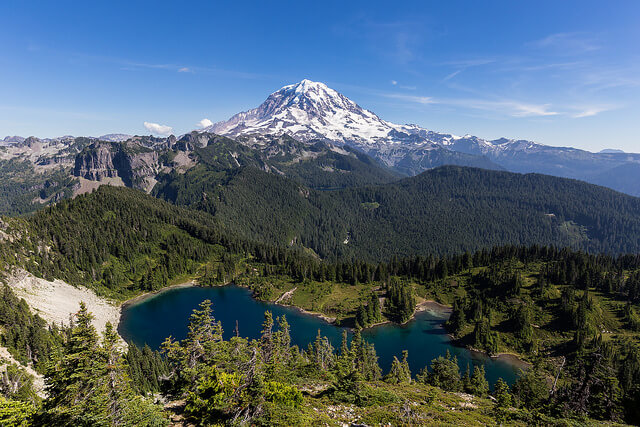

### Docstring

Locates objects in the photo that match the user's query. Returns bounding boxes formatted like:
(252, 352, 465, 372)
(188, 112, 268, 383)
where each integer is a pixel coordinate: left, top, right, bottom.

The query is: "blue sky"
(1, 0, 639, 152)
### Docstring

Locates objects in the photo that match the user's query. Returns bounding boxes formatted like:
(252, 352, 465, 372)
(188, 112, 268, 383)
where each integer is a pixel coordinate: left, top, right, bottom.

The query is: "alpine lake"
(119, 285, 523, 386)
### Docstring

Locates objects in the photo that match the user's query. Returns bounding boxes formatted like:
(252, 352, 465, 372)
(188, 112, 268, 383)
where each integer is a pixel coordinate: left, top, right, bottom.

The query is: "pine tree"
(332, 331, 363, 404)
(162, 299, 223, 390)
(462, 364, 471, 392)
(43, 304, 166, 426)
(261, 311, 276, 379)
(275, 315, 291, 364)
(469, 365, 489, 397)
(308, 330, 334, 371)
(418, 350, 461, 392)
(385, 356, 405, 384)
(400, 350, 411, 384)
(43, 302, 107, 424)
(493, 377, 512, 423)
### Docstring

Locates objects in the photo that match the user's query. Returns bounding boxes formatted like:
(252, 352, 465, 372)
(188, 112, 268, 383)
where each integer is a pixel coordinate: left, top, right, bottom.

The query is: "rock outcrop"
(74, 141, 160, 191)
(74, 142, 119, 180)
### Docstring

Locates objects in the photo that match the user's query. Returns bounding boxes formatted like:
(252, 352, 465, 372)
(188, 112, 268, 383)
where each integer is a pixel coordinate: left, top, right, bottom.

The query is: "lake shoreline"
(120, 281, 197, 310)
(119, 281, 530, 371)
(267, 292, 530, 370)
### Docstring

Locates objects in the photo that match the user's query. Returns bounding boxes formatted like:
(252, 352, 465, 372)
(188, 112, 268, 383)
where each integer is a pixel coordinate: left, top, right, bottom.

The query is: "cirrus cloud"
(143, 121, 173, 135)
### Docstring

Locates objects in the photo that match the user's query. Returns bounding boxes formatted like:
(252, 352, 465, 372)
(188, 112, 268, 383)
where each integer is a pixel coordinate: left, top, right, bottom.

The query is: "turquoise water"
(119, 285, 522, 385)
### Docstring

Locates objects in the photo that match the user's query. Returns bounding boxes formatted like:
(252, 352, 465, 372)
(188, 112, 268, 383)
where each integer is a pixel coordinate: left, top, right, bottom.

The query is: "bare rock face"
(73, 141, 160, 191)
(116, 148, 160, 190)
(178, 131, 210, 149)
(74, 142, 119, 180)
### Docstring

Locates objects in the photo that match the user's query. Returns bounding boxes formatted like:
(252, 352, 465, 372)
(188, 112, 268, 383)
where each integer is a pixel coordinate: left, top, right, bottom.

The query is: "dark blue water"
(119, 285, 522, 385)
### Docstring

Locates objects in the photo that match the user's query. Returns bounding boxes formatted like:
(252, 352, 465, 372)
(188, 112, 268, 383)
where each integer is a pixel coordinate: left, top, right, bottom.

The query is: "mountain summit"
(202, 79, 560, 155)
(206, 79, 407, 146)
(201, 80, 640, 194)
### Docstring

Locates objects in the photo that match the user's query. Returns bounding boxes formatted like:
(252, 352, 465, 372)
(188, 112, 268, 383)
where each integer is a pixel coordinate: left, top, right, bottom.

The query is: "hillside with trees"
(154, 165, 640, 261)
(2, 183, 640, 423)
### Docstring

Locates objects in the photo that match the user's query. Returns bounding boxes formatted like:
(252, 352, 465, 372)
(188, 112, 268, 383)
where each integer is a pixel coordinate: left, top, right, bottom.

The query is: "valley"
(3, 182, 640, 423)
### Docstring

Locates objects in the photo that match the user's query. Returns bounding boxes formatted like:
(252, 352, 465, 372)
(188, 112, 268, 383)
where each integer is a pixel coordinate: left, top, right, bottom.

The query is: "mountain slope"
(0, 130, 397, 215)
(208, 79, 399, 146)
(153, 132, 398, 194)
(154, 164, 640, 261)
(205, 80, 640, 196)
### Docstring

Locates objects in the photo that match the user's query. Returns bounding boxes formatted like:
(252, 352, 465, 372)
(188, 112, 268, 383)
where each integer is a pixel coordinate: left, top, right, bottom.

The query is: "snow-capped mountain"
(203, 79, 640, 195)
(208, 79, 442, 149)
(204, 79, 509, 171)
(205, 80, 553, 154)
(204, 79, 588, 163)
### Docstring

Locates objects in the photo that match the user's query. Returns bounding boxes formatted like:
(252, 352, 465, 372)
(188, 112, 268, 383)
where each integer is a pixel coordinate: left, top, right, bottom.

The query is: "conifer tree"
(43, 303, 166, 426)
(469, 365, 489, 397)
(493, 378, 512, 423)
(385, 356, 405, 385)
(400, 350, 411, 384)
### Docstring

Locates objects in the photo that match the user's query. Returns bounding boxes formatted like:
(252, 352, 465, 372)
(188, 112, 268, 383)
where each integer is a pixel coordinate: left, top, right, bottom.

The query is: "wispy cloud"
(382, 92, 560, 118)
(0, 104, 108, 121)
(439, 57, 496, 82)
(498, 102, 559, 117)
(529, 32, 601, 54)
(443, 70, 462, 81)
(579, 67, 640, 91)
(390, 80, 416, 90)
(143, 121, 173, 135)
(335, 17, 430, 67)
(570, 105, 617, 118)
(384, 93, 434, 105)
(441, 58, 496, 68)
(452, 99, 559, 118)
(64, 51, 268, 79)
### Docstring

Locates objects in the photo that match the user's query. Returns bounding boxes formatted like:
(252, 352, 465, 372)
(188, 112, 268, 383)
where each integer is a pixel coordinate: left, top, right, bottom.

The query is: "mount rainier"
(203, 79, 640, 194)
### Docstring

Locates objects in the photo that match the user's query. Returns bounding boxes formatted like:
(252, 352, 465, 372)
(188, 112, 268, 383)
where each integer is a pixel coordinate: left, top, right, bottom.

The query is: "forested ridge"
(154, 164, 640, 261)
(0, 159, 76, 216)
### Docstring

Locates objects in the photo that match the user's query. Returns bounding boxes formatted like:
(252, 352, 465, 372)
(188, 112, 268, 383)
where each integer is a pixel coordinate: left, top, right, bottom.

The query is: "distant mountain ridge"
(204, 80, 640, 196)
(1, 79, 639, 216)
(0, 129, 399, 215)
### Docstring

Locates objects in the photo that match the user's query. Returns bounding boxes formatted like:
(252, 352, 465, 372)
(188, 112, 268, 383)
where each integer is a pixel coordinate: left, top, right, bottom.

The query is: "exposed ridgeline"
(0, 158, 76, 216)
(0, 134, 172, 215)
(0, 131, 397, 215)
(146, 132, 398, 191)
(154, 165, 640, 261)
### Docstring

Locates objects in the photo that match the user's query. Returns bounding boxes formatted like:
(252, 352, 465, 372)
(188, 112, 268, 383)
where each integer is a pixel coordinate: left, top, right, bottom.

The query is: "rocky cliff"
(74, 142, 160, 191)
